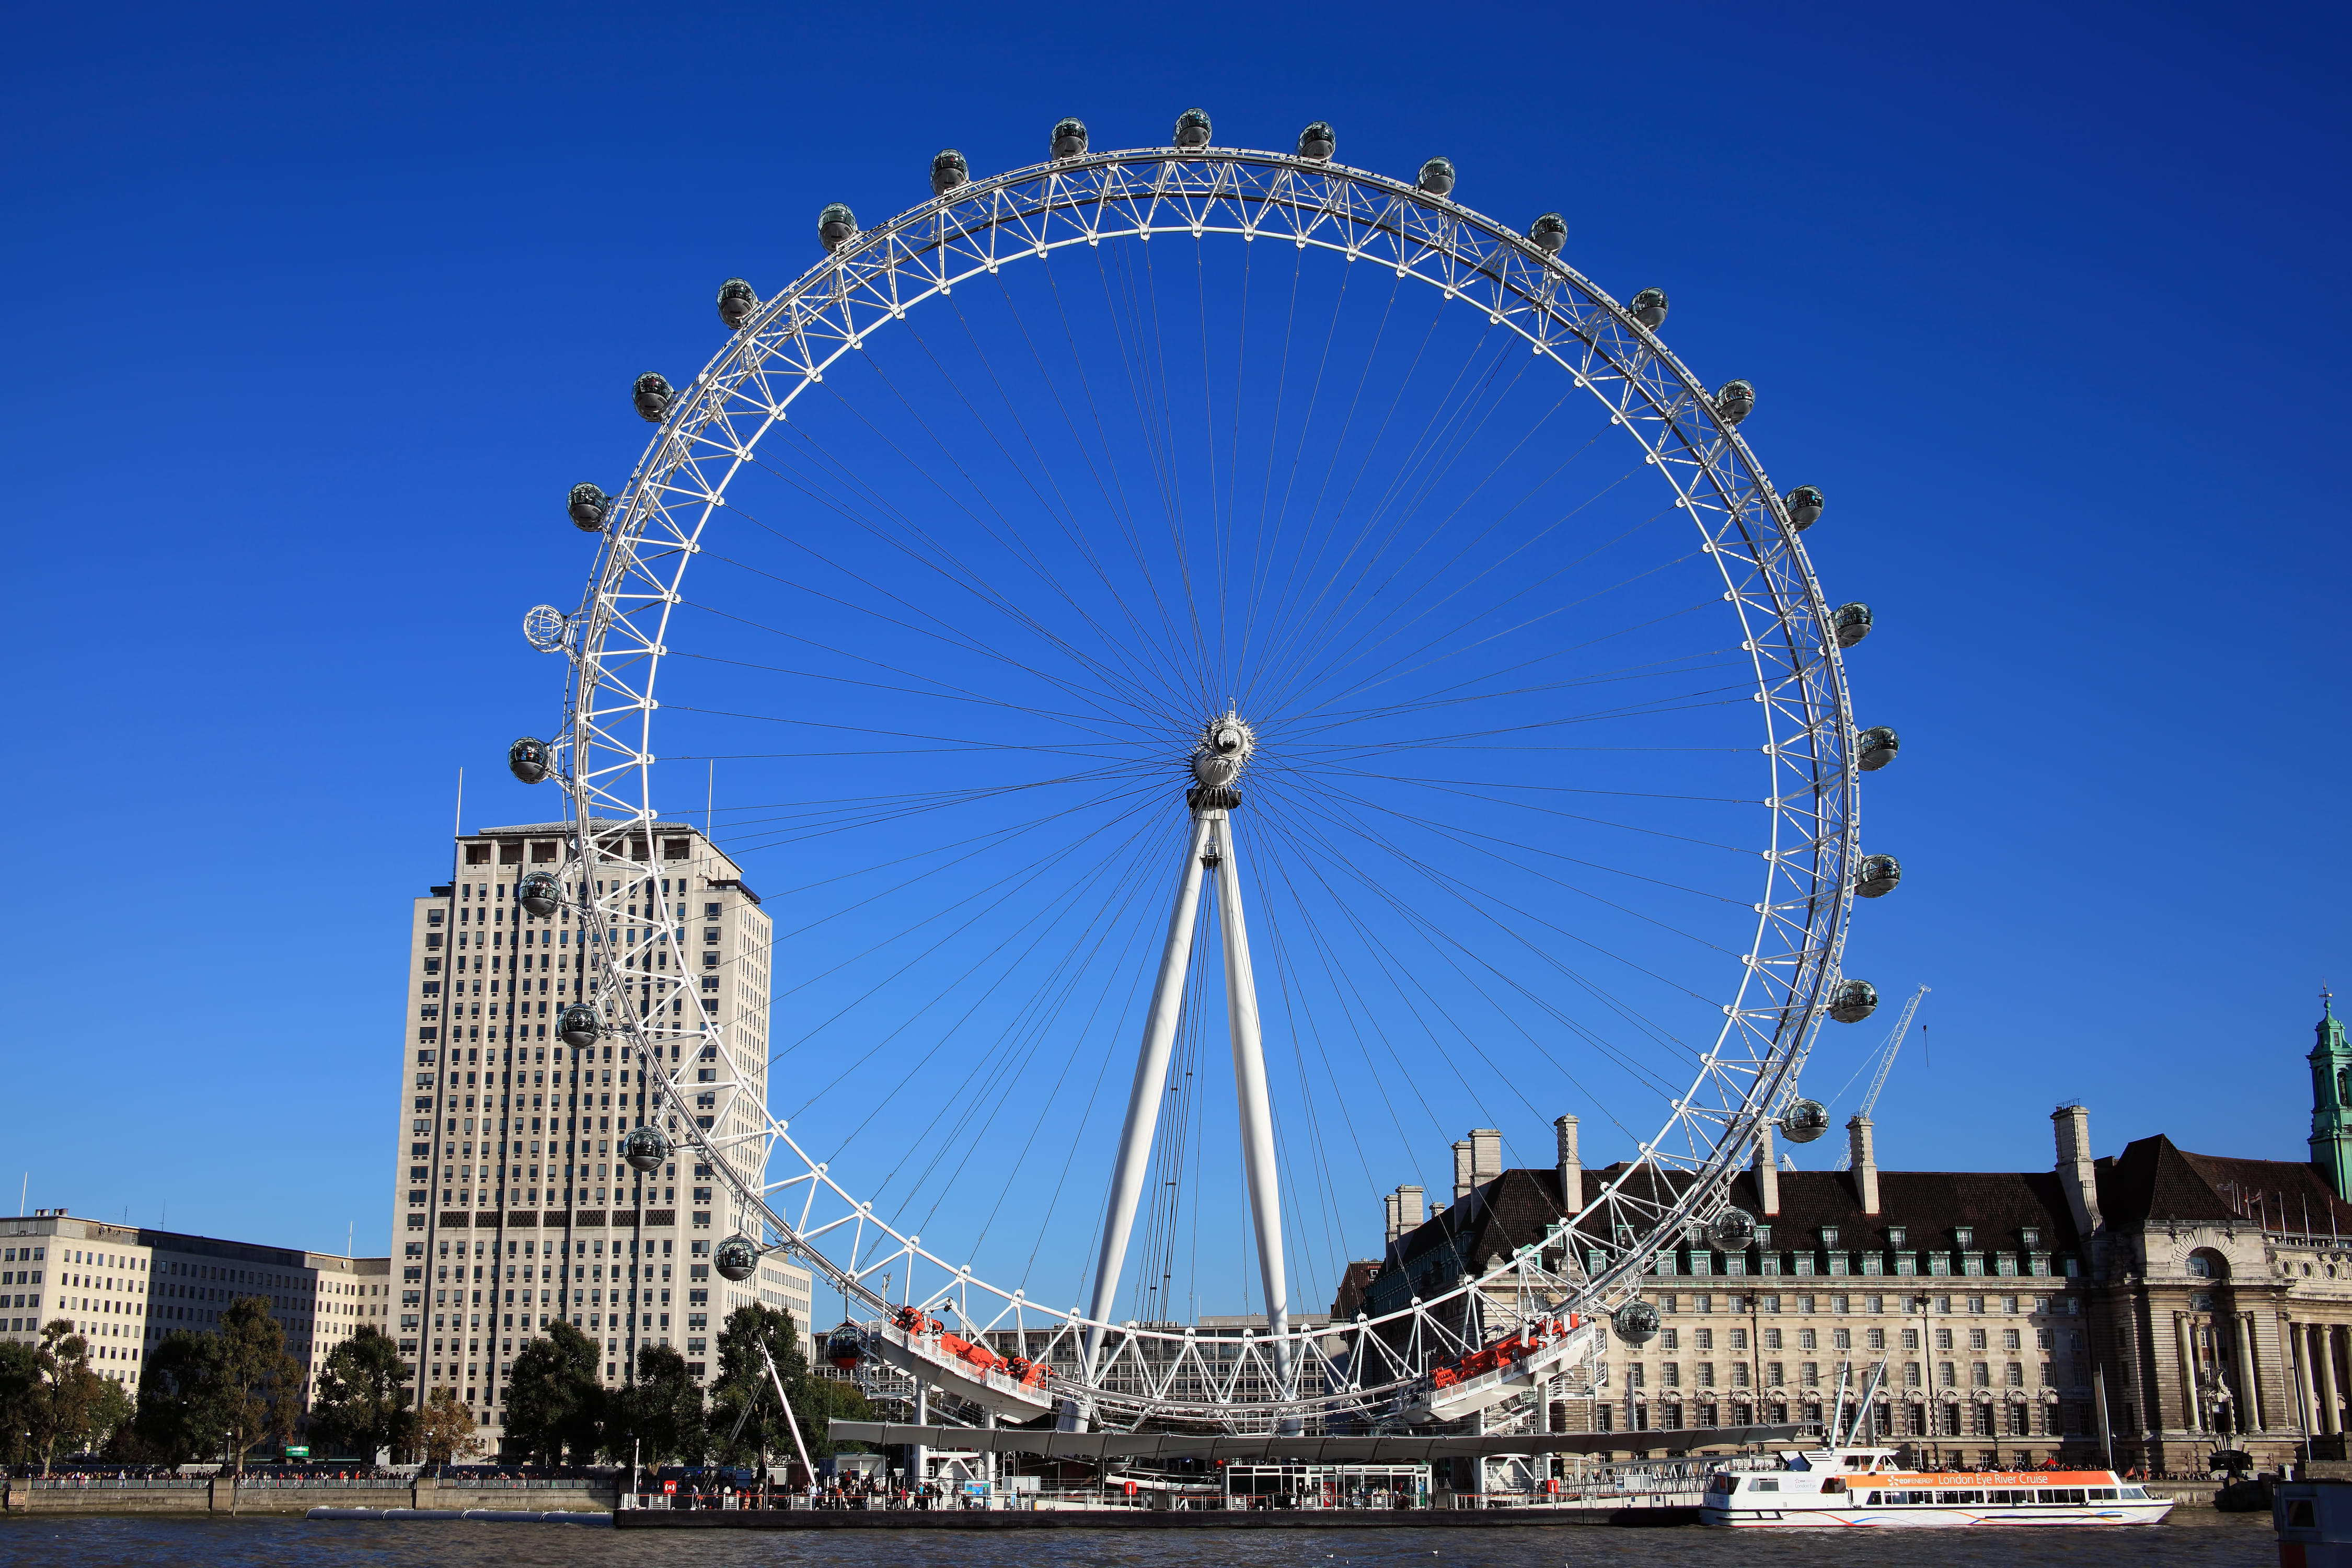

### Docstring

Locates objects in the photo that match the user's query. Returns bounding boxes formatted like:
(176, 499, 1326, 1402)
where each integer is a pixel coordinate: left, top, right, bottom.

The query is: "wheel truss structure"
(539, 141, 1865, 1432)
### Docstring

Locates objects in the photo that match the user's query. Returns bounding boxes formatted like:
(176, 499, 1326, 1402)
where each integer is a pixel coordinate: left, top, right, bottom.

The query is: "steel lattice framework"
(538, 143, 1864, 1430)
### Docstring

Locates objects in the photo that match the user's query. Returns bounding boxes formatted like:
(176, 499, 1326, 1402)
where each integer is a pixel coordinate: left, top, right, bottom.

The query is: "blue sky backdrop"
(2, 2, 2346, 1276)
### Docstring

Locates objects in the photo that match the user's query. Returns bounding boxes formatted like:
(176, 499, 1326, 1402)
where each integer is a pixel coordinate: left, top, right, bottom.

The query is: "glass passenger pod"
(1296, 121, 1335, 160)
(1714, 379, 1756, 427)
(1708, 1207, 1757, 1249)
(566, 482, 609, 532)
(506, 736, 552, 785)
(1827, 979, 1879, 1023)
(1629, 287, 1669, 330)
(631, 372, 672, 424)
(1611, 1298, 1661, 1345)
(517, 870, 562, 917)
(1780, 1098, 1831, 1143)
(816, 204, 858, 253)
(1855, 725, 1899, 771)
(1853, 854, 1901, 898)
(1050, 117, 1088, 159)
(1171, 108, 1212, 148)
(715, 278, 758, 329)
(1526, 212, 1567, 255)
(1785, 485, 1825, 529)
(621, 1125, 668, 1172)
(930, 149, 969, 195)
(1832, 602, 1873, 648)
(714, 1237, 758, 1282)
(825, 1322, 865, 1369)
(1416, 157, 1456, 196)
(559, 1003, 601, 1050)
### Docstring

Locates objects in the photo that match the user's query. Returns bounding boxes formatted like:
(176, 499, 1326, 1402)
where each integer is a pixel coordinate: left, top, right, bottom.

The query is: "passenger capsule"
(558, 1002, 601, 1050)
(716, 278, 758, 329)
(621, 1125, 668, 1173)
(1708, 1207, 1758, 1250)
(1611, 1299, 1661, 1346)
(1855, 725, 1900, 772)
(1416, 157, 1456, 196)
(1785, 485, 1825, 529)
(714, 1237, 758, 1282)
(517, 870, 562, 918)
(1297, 121, 1335, 161)
(507, 736, 552, 785)
(1832, 602, 1873, 649)
(1629, 287, 1669, 330)
(632, 373, 673, 424)
(1828, 978, 1880, 1024)
(1780, 1098, 1831, 1144)
(567, 482, 609, 532)
(1714, 379, 1755, 428)
(1853, 854, 1902, 899)
(931, 149, 969, 195)
(817, 203, 858, 253)
(825, 1322, 865, 1370)
(1051, 117, 1089, 159)
(1172, 108, 1212, 148)
(1527, 213, 1567, 255)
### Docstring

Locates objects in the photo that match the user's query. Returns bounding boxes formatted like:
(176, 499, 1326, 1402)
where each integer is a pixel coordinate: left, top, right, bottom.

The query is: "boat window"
(1936, 1490, 1981, 1505)
(1821, 1477, 1846, 1494)
(1750, 1479, 1779, 1492)
(2090, 1488, 2116, 1501)
(1841, 1455, 1866, 1467)
(2289, 1500, 2317, 1527)
(2122, 1487, 2149, 1501)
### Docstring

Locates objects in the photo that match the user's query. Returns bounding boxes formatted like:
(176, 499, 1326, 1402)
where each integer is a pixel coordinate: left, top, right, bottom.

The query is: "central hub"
(1191, 711, 1254, 790)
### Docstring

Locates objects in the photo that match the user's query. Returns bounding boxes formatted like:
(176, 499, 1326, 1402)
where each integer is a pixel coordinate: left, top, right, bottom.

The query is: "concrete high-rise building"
(1, 1208, 390, 1404)
(390, 819, 813, 1444)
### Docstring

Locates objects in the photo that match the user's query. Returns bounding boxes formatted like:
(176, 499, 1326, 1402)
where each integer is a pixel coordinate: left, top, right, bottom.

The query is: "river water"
(0, 1514, 2276, 1568)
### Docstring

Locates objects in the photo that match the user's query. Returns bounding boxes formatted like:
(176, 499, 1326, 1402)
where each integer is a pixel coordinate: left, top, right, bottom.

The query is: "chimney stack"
(1385, 1192, 1402, 1244)
(1470, 1128, 1503, 1187)
(1847, 1115, 1880, 1215)
(1754, 1122, 1781, 1217)
(1397, 1184, 1425, 1232)
(2053, 1103, 2102, 1239)
(1452, 1139, 1475, 1203)
(1554, 1114, 1583, 1214)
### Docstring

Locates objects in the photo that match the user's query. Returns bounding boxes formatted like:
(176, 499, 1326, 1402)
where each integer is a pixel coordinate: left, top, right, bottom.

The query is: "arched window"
(2187, 1248, 2229, 1282)
(2338, 1066, 2349, 1105)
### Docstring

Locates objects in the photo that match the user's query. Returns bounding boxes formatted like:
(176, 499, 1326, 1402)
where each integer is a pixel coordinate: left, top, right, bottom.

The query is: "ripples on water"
(0, 1515, 2274, 1568)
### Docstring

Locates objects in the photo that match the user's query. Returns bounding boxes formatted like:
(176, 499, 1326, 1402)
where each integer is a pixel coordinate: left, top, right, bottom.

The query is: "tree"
(610, 1344, 706, 1467)
(26, 1320, 103, 1473)
(413, 1387, 485, 1467)
(310, 1325, 413, 1459)
(503, 1319, 604, 1467)
(213, 1296, 305, 1474)
(0, 1340, 40, 1467)
(135, 1331, 231, 1464)
(707, 1304, 867, 1472)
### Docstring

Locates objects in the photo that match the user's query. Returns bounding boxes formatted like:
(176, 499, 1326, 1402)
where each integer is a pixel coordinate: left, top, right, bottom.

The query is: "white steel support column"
(1210, 810, 1294, 1410)
(1066, 812, 1216, 1428)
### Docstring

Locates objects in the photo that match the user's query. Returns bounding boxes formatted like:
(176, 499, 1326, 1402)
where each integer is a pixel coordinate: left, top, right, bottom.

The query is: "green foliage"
(707, 1304, 869, 1471)
(310, 1325, 413, 1459)
(214, 1296, 305, 1474)
(27, 1319, 105, 1473)
(0, 1340, 40, 1466)
(503, 1318, 604, 1466)
(136, 1331, 231, 1463)
(610, 1343, 706, 1466)
(413, 1386, 484, 1466)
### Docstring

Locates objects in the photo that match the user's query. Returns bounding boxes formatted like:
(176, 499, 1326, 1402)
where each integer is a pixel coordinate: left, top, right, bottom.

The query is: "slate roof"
(2096, 1133, 2352, 1235)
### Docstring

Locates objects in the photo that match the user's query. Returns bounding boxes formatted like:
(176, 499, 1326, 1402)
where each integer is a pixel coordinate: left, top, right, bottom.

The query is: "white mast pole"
(1209, 810, 1294, 1419)
(1064, 812, 1214, 1429)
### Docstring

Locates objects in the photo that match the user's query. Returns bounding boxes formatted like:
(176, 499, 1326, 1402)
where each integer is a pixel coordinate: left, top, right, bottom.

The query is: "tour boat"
(1700, 1446, 2172, 1527)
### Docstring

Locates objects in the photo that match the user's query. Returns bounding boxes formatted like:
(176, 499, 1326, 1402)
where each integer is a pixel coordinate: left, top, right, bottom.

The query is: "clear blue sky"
(3, 2, 2346, 1279)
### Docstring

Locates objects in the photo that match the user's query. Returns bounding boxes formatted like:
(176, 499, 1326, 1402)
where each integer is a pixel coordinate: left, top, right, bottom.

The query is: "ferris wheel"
(510, 111, 1902, 1433)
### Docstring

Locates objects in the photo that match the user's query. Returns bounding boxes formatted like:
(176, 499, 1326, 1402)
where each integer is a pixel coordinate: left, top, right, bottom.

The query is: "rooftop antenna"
(707, 758, 714, 841)
(454, 766, 464, 841)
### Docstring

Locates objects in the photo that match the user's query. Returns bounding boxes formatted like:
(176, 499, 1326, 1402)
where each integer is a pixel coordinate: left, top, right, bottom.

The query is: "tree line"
(0, 1294, 868, 1471)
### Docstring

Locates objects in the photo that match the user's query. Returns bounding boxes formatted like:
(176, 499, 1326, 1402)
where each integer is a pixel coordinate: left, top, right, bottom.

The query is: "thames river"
(0, 1515, 2275, 1567)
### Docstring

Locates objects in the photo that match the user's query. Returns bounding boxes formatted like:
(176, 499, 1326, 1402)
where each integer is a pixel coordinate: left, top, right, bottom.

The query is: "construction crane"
(1837, 984, 1929, 1170)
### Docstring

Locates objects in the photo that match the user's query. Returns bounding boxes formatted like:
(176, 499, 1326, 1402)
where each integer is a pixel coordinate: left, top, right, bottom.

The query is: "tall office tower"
(391, 819, 812, 1444)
